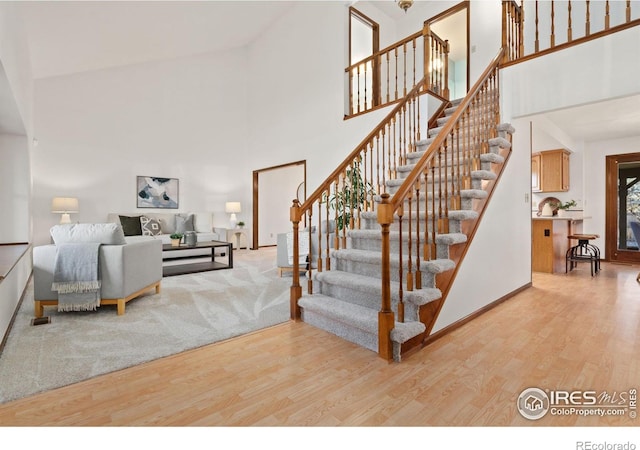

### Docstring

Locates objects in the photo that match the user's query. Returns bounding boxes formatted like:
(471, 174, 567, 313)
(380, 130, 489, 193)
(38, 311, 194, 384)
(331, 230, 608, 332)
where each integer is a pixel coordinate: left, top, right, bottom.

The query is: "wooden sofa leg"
(34, 301, 44, 318)
(155, 282, 161, 294)
(117, 299, 125, 316)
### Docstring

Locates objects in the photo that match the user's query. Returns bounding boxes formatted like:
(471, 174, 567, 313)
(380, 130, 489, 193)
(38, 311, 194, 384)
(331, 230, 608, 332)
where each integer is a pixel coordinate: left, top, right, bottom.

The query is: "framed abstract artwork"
(136, 176, 179, 209)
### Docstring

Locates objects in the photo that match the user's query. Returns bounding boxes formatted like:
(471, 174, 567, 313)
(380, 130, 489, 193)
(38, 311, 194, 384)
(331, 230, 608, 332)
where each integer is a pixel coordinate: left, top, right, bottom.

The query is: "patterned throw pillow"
(140, 216, 162, 236)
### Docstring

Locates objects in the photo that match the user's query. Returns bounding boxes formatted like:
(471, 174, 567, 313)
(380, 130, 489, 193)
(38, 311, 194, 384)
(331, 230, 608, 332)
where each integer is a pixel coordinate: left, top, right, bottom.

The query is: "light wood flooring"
(0, 262, 638, 427)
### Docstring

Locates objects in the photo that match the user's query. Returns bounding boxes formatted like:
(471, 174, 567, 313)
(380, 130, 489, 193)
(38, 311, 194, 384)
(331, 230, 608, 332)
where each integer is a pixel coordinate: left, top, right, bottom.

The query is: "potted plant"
(555, 200, 577, 218)
(237, 221, 245, 229)
(169, 233, 183, 247)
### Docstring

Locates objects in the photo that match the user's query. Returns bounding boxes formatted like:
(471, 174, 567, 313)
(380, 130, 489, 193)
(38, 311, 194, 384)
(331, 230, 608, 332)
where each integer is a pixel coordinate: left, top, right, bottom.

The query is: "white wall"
(32, 48, 250, 245)
(0, 134, 30, 243)
(504, 26, 640, 119)
(0, 3, 33, 245)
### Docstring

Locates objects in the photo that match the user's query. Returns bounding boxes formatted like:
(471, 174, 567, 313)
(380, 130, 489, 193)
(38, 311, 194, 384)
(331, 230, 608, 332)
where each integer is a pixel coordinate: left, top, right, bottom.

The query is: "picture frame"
(136, 176, 179, 209)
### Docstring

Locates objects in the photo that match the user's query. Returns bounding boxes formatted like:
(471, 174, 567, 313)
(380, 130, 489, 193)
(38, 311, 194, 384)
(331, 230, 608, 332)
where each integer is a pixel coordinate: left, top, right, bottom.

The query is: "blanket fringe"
(52, 280, 101, 294)
(57, 299, 101, 312)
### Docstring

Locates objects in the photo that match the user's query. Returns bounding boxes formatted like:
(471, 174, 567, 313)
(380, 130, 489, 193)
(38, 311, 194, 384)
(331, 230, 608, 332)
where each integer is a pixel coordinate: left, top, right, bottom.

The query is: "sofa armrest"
(100, 239, 162, 298)
(33, 245, 57, 300)
(213, 227, 228, 242)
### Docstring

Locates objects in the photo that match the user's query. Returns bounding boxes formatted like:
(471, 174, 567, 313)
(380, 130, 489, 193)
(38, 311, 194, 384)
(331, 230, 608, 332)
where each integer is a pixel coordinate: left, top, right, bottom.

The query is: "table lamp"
(51, 197, 79, 224)
(225, 202, 241, 229)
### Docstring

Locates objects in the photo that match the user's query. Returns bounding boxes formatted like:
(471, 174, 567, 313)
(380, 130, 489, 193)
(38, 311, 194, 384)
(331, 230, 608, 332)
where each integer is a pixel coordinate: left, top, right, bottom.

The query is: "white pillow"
(193, 212, 213, 233)
(50, 223, 127, 245)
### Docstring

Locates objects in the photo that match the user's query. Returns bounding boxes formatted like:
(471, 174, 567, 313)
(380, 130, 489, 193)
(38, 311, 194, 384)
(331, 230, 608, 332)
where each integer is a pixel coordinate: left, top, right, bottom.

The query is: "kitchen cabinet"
(532, 149, 570, 192)
(532, 218, 582, 273)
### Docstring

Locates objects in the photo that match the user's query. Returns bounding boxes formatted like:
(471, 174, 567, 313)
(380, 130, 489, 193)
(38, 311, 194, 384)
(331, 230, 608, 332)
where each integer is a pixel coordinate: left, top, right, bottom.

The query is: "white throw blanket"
(286, 231, 309, 265)
(51, 243, 102, 312)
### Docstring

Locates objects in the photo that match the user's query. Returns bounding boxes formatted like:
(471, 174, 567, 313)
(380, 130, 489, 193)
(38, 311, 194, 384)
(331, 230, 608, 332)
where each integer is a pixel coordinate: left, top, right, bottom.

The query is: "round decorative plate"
(537, 197, 560, 216)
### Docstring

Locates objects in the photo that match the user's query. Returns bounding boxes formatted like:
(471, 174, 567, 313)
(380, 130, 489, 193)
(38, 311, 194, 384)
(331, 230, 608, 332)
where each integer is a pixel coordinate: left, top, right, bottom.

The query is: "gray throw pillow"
(119, 215, 143, 236)
(50, 223, 127, 245)
(141, 216, 162, 236)
(175, 214, 195, 234)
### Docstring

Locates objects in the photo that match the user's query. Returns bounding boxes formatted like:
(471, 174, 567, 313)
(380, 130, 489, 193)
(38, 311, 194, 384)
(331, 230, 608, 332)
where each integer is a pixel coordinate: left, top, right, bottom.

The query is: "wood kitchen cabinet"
(531, 149, 570, 192)
(532, 218, 582, 273)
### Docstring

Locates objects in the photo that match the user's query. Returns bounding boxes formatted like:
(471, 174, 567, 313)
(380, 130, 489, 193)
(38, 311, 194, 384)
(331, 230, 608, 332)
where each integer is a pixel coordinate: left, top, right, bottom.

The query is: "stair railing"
(502, 0, 640, 65)
(345, 24, 449, 118)
(377, 49, 505, 360)
(289, 77, 430, 319)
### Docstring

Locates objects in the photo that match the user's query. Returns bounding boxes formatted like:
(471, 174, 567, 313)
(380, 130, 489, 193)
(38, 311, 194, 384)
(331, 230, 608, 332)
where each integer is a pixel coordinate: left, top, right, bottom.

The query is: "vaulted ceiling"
(1, 1, 639, 145)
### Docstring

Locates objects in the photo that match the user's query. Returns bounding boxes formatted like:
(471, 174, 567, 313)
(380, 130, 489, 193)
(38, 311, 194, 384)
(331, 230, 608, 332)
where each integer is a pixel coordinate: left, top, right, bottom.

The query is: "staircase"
(298, 99, 514, 361)
(288, 50, 514, 362)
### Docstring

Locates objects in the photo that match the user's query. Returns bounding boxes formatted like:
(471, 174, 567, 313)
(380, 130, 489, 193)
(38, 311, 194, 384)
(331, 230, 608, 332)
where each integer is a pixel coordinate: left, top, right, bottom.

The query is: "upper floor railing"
(502, 0, 640, 64)
(345, 23, 449, 118)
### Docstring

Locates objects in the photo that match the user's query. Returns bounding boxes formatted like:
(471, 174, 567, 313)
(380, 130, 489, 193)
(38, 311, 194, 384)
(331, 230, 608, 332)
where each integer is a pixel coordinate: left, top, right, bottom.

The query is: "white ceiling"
(529, 95, 640, 143)
(16, 0, 295, 79)
(1, 0, 639, 144)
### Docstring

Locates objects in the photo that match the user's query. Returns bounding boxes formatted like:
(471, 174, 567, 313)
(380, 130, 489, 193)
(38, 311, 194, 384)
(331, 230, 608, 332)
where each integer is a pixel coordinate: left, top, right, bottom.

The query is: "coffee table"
(162, 240, 233, 277)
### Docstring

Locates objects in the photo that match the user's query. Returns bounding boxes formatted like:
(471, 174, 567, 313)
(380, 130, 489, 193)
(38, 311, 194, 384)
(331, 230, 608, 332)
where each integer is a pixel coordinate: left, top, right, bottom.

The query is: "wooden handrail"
(345, 30, 423, 74)
(376, 48, 505, 358)
(346, 26, 449, 117)
(502, 0, 640, 64)
(389, 49, 505, 209)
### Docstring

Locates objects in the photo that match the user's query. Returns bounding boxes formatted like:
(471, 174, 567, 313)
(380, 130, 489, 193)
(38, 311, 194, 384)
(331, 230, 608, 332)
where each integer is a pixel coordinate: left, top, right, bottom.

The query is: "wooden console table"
(162, 240, 233, 277)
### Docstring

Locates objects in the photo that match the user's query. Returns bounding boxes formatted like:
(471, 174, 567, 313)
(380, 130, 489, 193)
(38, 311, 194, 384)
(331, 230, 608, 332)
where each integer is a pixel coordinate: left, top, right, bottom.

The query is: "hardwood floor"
(0, 262, 638, 428)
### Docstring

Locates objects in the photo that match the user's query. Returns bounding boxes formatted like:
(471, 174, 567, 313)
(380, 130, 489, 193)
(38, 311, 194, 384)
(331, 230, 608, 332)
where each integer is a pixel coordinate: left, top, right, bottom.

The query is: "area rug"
(0, 247, 291, 404)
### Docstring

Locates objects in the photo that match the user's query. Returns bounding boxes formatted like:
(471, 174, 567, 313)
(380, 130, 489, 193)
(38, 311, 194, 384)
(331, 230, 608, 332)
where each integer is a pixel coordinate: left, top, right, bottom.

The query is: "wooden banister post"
(501, 1, 508, 64)
(377, 193, 395, 361)
(290, 199, 302, 320)
(422, 21, 430, 91)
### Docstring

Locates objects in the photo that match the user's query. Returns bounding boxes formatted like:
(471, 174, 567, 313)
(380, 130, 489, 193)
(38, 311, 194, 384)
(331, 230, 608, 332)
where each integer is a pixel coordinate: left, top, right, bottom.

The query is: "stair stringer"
(399, 124, 515, 357)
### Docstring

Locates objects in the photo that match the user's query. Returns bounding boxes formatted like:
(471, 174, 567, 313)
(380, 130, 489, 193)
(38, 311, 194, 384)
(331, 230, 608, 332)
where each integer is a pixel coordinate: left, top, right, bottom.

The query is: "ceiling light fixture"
(397, 0, 413, 12)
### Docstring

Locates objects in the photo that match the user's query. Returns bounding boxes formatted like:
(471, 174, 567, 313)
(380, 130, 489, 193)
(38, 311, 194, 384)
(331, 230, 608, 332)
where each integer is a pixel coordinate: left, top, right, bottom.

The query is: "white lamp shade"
(225, 202, 241, 214)
(51, 197, 79, 213)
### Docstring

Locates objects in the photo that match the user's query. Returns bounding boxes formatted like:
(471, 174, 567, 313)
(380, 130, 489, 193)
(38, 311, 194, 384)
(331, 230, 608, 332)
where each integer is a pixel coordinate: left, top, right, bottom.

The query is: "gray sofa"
(107, 212, 228, 258)
(33, 223, 162, 317)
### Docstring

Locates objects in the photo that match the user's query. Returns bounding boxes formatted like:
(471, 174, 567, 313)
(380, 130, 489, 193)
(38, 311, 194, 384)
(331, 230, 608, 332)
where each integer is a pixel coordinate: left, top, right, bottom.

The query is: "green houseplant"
(554, 200, 577, 218)
(237, 221, 245, 229)
(327, 159, 374, 231)
(169, 233, 183, 247)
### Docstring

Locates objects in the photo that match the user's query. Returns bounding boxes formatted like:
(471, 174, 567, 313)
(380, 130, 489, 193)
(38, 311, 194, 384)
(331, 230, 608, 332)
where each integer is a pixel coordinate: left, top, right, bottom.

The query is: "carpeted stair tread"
(449, 209, 479, 221)
(385, 169, 495, 188)
(299, 294, 427, 344)
(314, 270, 442, 306)
(391, 321, 426, 344)
(404, 151, 504, 165)
(371, 189, 487, 205)
(299, 293, 379, 334)
(349, 229, 468, 245)
(488, 136, 512, 149)
(435, 232, 467, 245)
(332, 248, 455, 276)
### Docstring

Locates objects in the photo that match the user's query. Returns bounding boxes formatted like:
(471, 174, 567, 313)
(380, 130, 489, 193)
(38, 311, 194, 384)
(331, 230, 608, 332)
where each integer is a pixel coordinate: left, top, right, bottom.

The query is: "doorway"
(252, 161, 306, 250)
(605, 153, 640, 264)
(428, 2, 469, 100)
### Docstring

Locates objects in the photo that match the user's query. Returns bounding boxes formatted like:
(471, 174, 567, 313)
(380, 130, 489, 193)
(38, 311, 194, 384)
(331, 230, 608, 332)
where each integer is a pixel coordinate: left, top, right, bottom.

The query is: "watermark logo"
(517, 387, 637, 420)
(517, 387, 550, 420)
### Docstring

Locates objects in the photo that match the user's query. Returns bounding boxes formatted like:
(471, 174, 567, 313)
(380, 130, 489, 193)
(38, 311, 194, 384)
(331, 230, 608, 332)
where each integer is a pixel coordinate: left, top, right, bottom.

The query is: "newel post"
(422, 21, 430, 91)
(377, 193, 395, 361)
(290, 199, 302, 320)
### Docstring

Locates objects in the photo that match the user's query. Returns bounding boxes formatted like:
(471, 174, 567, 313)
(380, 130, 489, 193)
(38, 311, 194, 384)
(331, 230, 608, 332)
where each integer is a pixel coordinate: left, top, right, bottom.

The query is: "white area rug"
(0, 247, 290, 404)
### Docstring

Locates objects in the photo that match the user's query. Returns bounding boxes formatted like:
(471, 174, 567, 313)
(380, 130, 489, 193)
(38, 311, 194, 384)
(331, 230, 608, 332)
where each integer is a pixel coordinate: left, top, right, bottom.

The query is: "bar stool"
(566, 234, 601, 276)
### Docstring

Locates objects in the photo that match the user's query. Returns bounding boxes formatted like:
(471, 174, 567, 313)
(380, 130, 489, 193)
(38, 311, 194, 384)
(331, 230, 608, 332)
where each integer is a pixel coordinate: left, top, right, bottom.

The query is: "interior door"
(605, 153, 640, 263)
